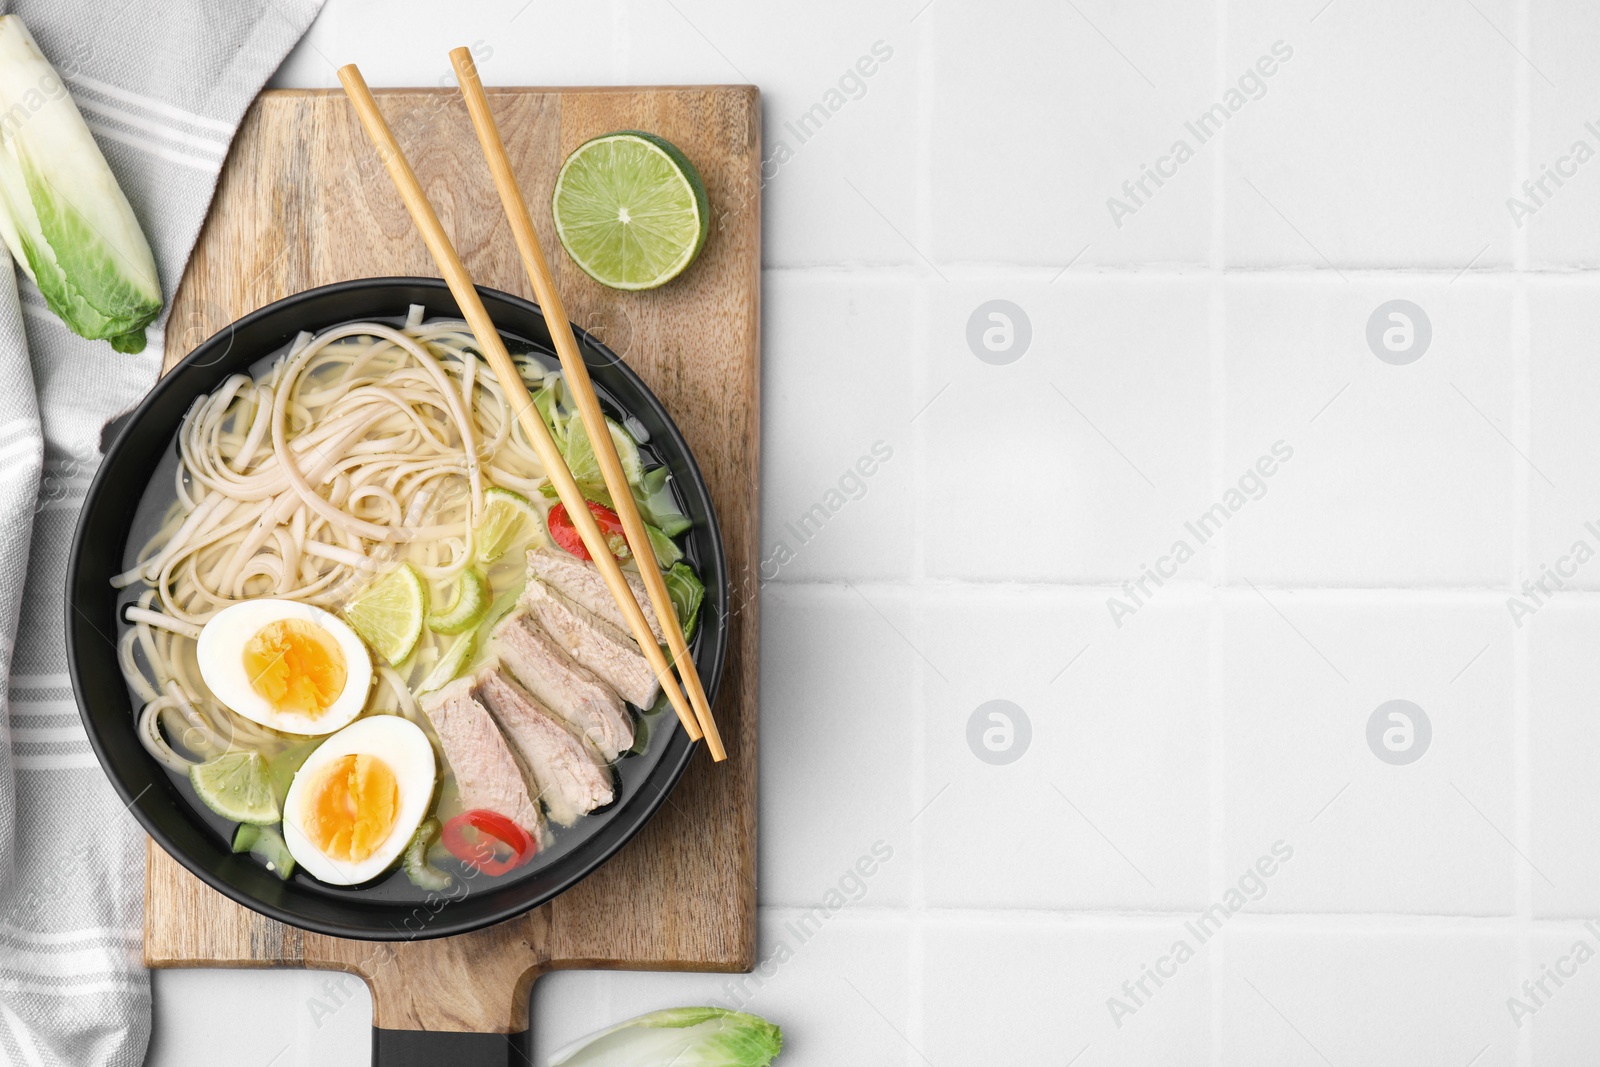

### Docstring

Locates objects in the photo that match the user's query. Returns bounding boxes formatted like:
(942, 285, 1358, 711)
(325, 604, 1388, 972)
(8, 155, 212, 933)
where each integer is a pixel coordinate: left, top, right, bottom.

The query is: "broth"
(113, 310, 695, 903)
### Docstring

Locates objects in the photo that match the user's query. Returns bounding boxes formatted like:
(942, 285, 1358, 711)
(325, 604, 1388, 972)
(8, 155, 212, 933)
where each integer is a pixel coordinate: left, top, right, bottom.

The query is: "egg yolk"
(242, 619, 347, 717)
(303, 753, 399, 863)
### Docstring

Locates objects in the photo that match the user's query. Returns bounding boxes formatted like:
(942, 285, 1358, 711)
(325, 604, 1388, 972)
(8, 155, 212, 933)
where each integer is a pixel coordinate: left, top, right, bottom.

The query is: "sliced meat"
(527, 546, 666, 643)
(473, 667, 614, 826)
(520, 578, 661, 709)
(419, 677, 550, 848)
(492, 611, 634, 761)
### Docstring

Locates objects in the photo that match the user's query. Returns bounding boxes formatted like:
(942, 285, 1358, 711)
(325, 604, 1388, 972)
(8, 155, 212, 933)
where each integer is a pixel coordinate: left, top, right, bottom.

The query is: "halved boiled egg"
(197, 599, 373, 736)
(281, 715, 436, 886)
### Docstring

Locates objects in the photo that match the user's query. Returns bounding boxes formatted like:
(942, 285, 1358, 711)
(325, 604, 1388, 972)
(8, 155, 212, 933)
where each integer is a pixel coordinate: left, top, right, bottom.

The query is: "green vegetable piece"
(418, 631, 477, 694)
(0, 17, 162, 350)
(539, 481, 617, 515)
(664, 563, 704, 641)
(473, 579, 526, 649)
(548, 1007, 781, 1067)
(531, 383, 567, 447)
(266, 739, 321, 807)
(230, 824, 261, 853)
(231, 823, 295, 881)
(635, 466, 692, 538)
(645, 524, 682, 569)
(403, 818, 451, 892)
(429, 567, 491, 634)
(628, 708, 651, 756)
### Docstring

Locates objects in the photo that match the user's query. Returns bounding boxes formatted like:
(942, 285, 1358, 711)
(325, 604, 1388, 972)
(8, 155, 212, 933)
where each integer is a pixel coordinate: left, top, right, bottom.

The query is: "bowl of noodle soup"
(65, 277, 727, 939)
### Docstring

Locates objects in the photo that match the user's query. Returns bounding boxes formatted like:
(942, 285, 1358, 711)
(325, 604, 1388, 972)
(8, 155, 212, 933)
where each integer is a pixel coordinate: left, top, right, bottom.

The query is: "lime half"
(552, 131, 709, 291)
(428, 568, 490, 635)
(344, 563, 427, 666)
(191, 751, 280, 825)
(476, 487, 539, 564)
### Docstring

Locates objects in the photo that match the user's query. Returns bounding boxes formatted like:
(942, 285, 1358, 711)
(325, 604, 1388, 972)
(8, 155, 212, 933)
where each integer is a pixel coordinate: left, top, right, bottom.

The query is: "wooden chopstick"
(336, 64, 703, 743)
(447, 48, 727, 763)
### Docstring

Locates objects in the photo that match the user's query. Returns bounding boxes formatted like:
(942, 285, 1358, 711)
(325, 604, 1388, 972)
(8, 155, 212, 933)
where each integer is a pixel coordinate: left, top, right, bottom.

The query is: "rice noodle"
(138, 697, 195, 773)
(116, 315, 556, 767)
(123, 606, 202, 639)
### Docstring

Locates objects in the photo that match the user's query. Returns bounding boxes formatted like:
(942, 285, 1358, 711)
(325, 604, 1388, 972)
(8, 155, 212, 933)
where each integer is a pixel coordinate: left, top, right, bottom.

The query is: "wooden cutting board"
(145, 85, 760, 1042)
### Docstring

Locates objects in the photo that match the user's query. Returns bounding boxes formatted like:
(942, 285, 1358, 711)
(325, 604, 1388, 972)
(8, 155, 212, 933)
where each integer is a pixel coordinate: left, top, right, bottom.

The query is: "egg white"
(197, 599, 373, 736)
(281, 715, 438, 886)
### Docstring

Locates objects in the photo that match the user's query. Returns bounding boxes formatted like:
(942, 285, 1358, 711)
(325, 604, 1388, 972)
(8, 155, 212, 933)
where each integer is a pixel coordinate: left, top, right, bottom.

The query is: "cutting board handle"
(372, 1027, 531, 1066)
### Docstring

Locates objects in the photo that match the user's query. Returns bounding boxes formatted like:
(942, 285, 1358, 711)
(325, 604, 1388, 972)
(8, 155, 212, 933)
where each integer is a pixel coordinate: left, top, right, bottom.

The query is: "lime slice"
(419, 632, 477, 693)
(344, 563, 427, 666)
(190, 751, 280, 825)
(428, 568, 490, 635)
(476, 487, 539, 564)
(552, 131, 709, 291)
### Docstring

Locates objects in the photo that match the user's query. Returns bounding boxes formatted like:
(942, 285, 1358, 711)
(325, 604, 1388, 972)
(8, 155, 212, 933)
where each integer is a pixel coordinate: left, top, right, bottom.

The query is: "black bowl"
(65, 277, 726, 941)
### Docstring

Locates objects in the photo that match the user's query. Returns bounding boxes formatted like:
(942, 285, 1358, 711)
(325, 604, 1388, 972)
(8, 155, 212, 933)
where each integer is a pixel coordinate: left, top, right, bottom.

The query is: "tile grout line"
(752, 903, 1572, 925)
(907, 294, 930, 586)
(1512, 0, 1531, 280)
(1205, 587, 1228, 1063)
(759, 263, 1600, 279)
(1207, 0, 1228, 280)
(905, 9, 937, 1067)
(1206, 1, 1228, 1059)
(1511, 248, 1536, 1067)
(766, 577, 1600, 601)
(1511, 281, 1535, 1067)
(1512, 2, 1534, 1064)
(908, 0, 934, 591)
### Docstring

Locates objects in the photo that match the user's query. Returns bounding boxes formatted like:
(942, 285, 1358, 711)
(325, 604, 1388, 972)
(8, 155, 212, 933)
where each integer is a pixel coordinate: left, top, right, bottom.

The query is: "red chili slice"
(440, 809, 536, 877)
(548, 499, 631, 562)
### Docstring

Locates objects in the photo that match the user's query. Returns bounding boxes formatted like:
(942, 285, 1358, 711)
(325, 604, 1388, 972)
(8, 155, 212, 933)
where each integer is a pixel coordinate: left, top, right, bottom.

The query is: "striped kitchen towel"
(0, 2, 324, 1064)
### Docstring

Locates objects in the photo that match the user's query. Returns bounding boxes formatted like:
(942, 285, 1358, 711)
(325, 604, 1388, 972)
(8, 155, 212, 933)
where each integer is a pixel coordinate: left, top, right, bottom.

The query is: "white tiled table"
(150, 0, 1600, 1064)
